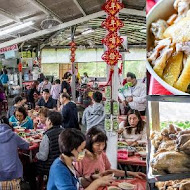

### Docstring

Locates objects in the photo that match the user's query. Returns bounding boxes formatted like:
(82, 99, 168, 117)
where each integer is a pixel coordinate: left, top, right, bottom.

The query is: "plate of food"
(147, 0, 190, 95)
(26, 137, 34, 142)
(107, 186, 121, 190)
(118, 141, 128, 148)
(118, 182, 135, 190)
(16, 128, 25, 132)
(33, 139, 41, 143)
(138, 151, 147, 159)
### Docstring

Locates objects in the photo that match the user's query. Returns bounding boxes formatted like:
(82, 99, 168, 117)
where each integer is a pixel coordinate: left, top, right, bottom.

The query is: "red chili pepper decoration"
(69, 41, 76, 63)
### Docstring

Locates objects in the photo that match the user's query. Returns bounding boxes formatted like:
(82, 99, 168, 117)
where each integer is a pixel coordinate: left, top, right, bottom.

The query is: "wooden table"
(98, 178, 146, 190)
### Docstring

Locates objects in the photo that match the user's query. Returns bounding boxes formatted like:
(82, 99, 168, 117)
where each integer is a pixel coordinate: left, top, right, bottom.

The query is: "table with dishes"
(117, 141, 146, 172)
(98, 178, 146, 190)
(118, 154, 146, 167)
(14, 127, 43, 161)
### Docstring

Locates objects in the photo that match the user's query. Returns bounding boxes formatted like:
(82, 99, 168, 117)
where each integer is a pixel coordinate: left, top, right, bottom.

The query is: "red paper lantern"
(18, 62, 22, 72)
(69, 41, 76, 47)
(102, 0, 124, 16)
(70, 41, 76, 63)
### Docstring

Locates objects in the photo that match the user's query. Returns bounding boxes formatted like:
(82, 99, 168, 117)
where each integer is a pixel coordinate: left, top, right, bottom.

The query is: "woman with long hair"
(61, 72, 72, 96)
(74, 126, 146, 179)
(118, 109, 146, 145)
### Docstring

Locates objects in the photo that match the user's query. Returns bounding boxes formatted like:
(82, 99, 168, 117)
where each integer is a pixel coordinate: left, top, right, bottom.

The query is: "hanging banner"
(101, 0, 124, 81)
(0, 44, 18, 54)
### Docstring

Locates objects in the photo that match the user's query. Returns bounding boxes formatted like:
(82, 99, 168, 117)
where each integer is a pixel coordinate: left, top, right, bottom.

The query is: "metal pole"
(19, 71, 22, 93)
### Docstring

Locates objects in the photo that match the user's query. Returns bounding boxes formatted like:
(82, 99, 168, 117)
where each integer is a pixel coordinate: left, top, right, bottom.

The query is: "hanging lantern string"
(101, 0, 124, 88)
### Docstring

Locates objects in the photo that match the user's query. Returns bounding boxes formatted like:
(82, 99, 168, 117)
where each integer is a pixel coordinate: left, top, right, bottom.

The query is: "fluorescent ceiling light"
(66, 36, 79, 40)
(0, 21, 34, 37)
(82, 29, 94, 35)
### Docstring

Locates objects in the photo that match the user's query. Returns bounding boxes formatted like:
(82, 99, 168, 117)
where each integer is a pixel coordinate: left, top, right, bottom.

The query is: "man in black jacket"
(36, 111, 63, 175)
(60, 93, 80, 129)
(27, 111, 63, 189)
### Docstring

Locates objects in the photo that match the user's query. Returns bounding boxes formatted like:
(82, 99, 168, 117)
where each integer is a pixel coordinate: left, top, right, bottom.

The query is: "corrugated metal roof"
(0, 0, 146, 50)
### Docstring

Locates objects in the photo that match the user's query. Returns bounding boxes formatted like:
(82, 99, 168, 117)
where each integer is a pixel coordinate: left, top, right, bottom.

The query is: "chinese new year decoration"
(102, 16, 124, 33)
(70, 41, 76, 63)
(101, 0, 124, 85)
(102, 49, 122, 66)
(102, 0, 124, 15)
(18, 62, 22, 72)
(102, 32, 123, 49)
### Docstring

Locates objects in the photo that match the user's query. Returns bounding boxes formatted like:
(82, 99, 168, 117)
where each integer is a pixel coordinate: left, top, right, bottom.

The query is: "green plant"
(160, 121, 190, 130)
(149, 121, 190, 131)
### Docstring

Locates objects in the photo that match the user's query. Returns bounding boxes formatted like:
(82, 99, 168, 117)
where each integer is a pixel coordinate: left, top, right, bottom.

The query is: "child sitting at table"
(34, 107, 49, 130)
(74, 126, 146, 179)
(9, 106, 33, 129)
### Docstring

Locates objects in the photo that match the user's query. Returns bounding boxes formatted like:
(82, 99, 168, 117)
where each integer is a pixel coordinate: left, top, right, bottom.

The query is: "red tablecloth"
(118, 155, 146, 167)
(98, 178, 146, 190)
(29, 142, 39, 150)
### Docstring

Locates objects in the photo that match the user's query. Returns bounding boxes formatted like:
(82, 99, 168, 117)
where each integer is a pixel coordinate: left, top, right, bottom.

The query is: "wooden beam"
(119, 8, 145, 17)
(0, 7, 145, 48)
(29, 0, 63, 23)
(0, 8, 20, 22)
(72, 0, 86, 16)
(0, 8, 40, 31)
(151, 102, 160, 131)
(40, 29, 66, 49)
(0, 11, 106, 49)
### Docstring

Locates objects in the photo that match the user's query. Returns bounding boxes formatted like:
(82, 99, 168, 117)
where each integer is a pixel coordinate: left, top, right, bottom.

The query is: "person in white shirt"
(118, 72, 146, 116)
(50, 79, 61, 103)
(118, 109, 146, 146)
(81, 72, 90, 85)
(38, 77, 52, 93)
